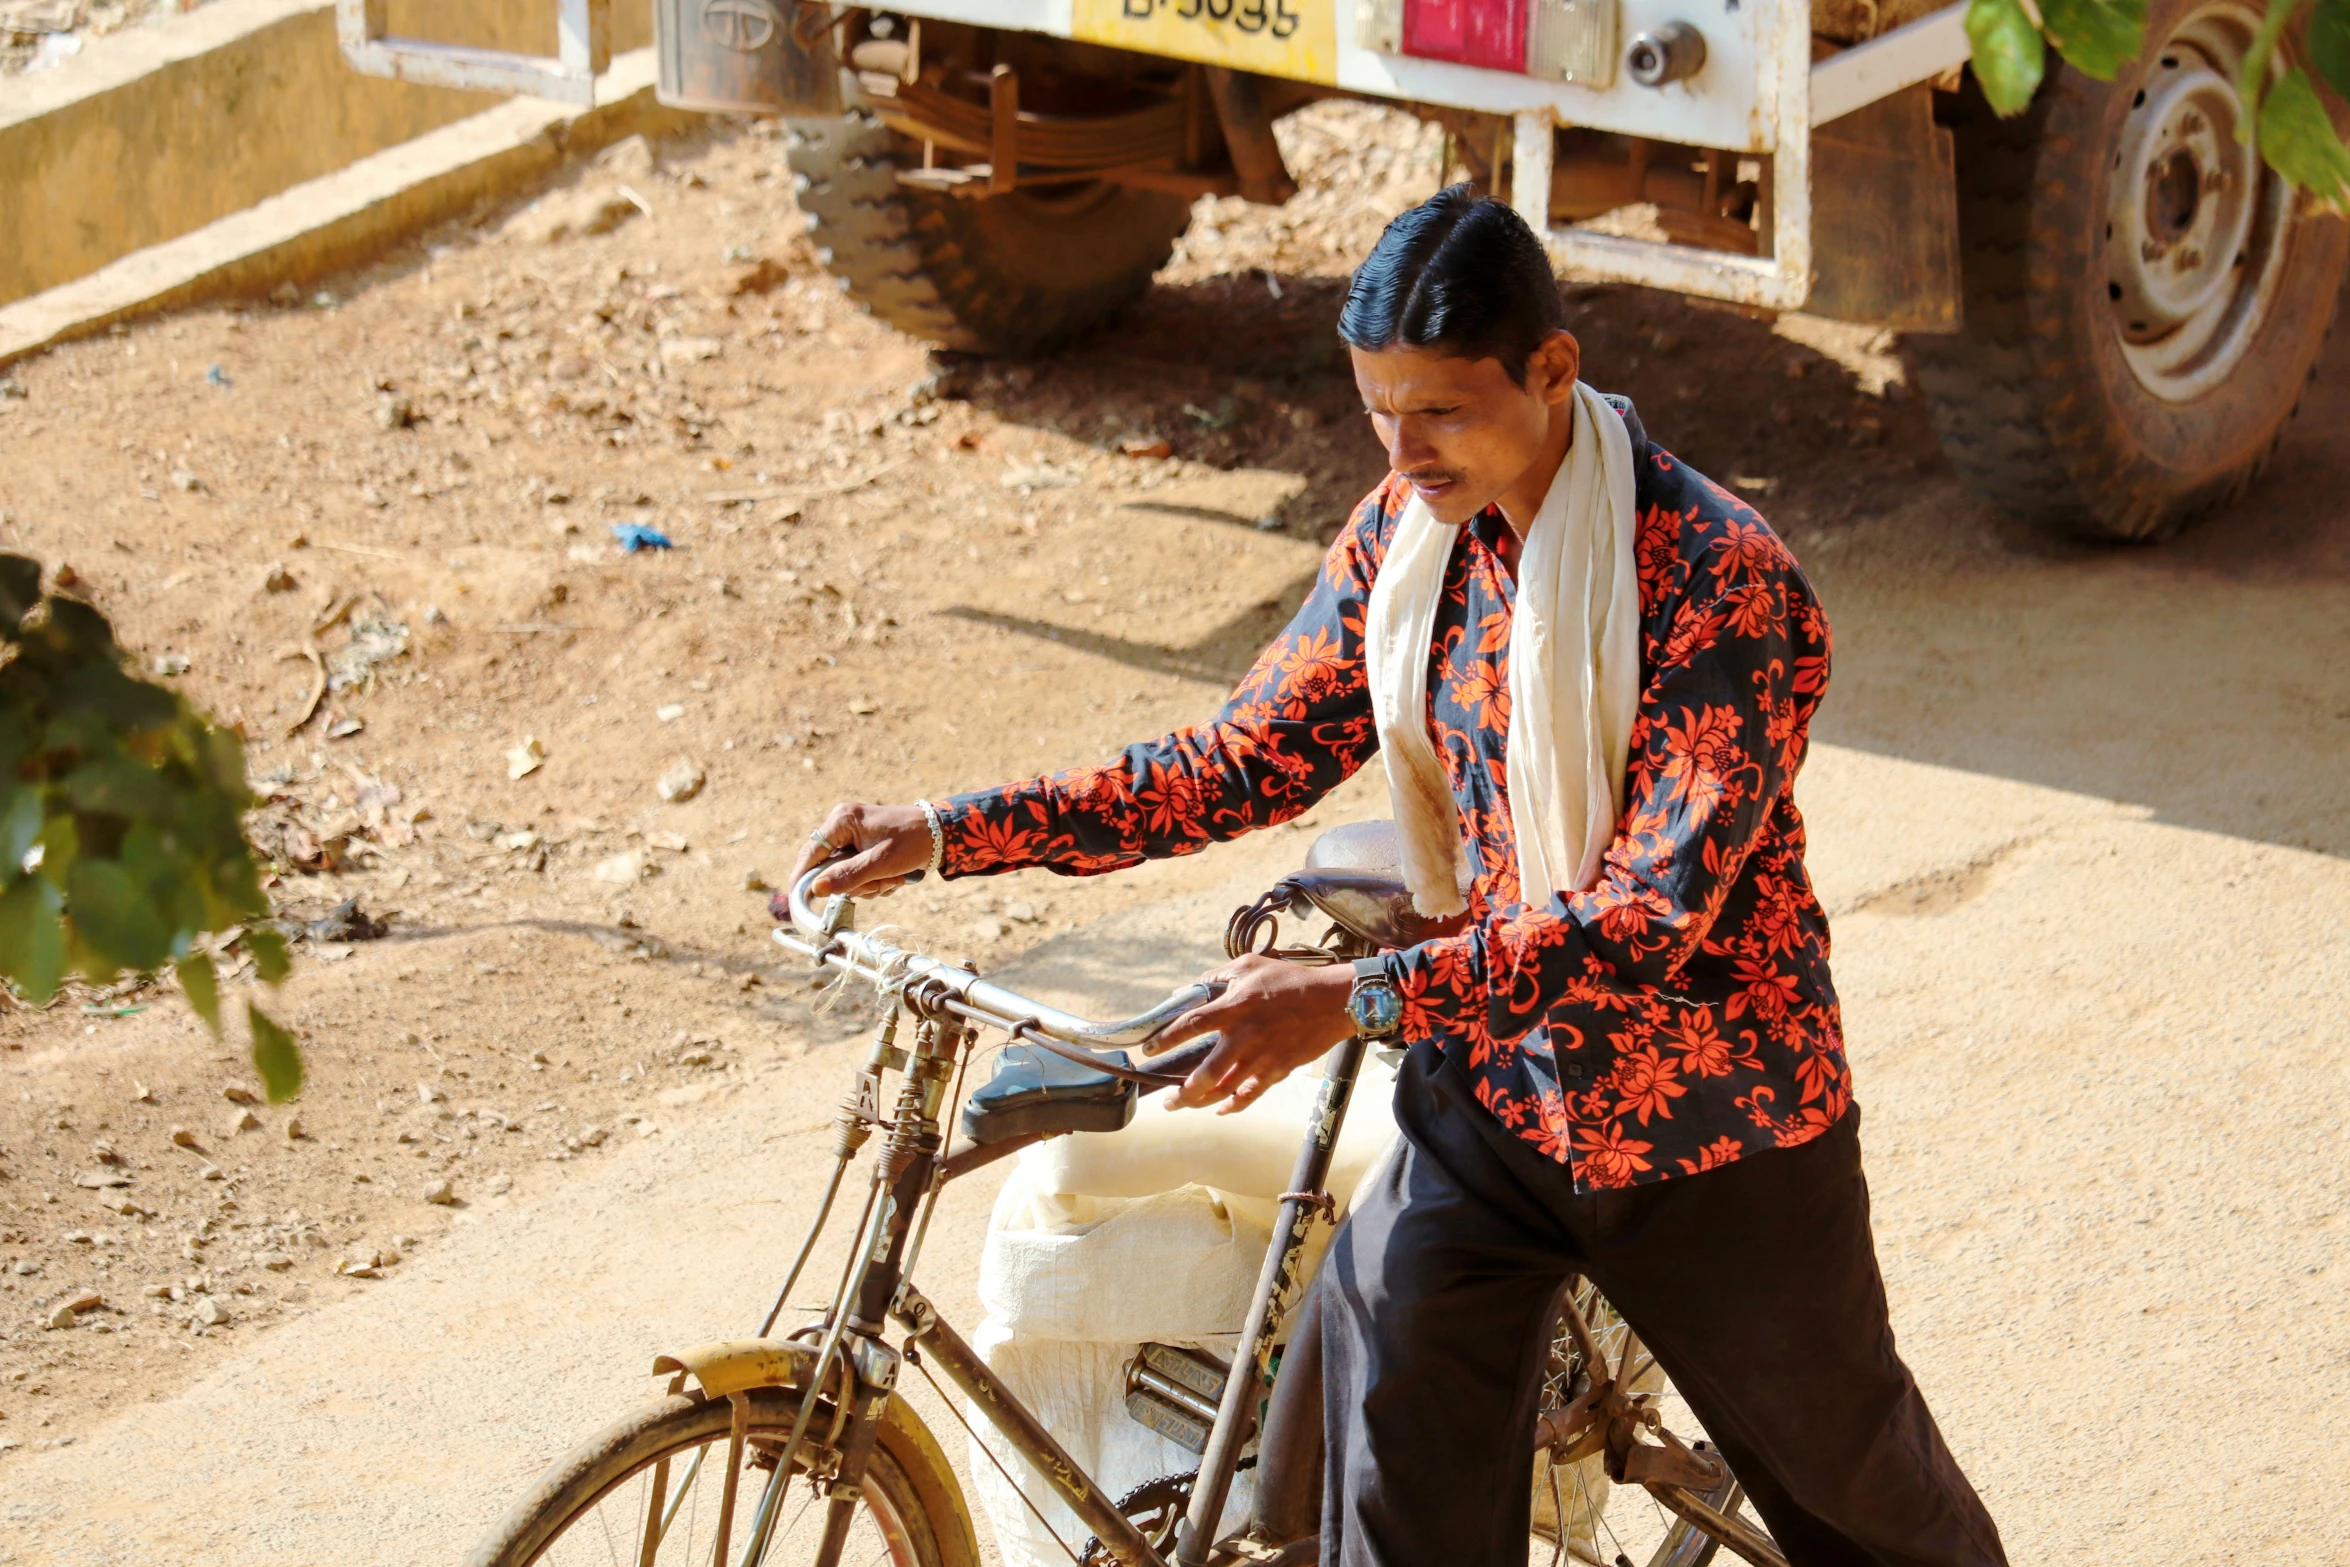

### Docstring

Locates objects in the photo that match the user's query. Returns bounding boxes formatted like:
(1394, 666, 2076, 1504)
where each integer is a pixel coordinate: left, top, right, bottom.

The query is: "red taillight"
(1401, 0, 1528, 73)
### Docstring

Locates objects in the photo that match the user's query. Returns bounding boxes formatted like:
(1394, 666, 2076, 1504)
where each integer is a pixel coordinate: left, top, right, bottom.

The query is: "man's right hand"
(790, 801, 936, 899)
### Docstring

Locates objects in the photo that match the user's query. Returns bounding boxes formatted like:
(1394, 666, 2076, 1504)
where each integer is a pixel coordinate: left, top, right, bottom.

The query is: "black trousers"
(1318, 1046, 2008, 1567)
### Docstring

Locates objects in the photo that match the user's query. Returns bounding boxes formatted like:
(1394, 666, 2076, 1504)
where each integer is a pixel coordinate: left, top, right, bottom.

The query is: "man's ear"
(1530, 329, 1581, 403)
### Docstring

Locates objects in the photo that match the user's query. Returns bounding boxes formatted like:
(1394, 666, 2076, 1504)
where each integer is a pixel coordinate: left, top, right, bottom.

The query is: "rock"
(576, 1126, 607, 1148)
(658, 336, 724, 366)
(143, 1283, 172, 1299)
(71, 1171, 130, 1190)
(47, 1291, 101, 1328)
(417, 1082, 446, 1105)
(655, 758, 706, 803)
(224, 1108, 261, 1135)
(284, 1116, 304, 1141)
(484, 1172, 513, 1197)
(222, 1083, 260, 1105)
(655, 703, 686, 722)
(92, 1138, 123, 1166)
(1004, 900, 1039, 923)
(261, 562, 298, 593)
(422, 1179, 457, 1206)
(594, 133, 659, 180)
(199, 1164, 225, 1181)
(506, 735, 546, 780)
(170, 1126, 201, 1149)
(170, 468, 203, 493)
(971, 916, 1011, 941)
(847, 697, 879, 716)
(742, 868, 769, 891)
(375, 394, 417, 431)
(1118, 436, 1174, 459)
(256, 1251, 294, 1271)
(192, 1296, 228, 1327)
(646, 830, 690, 853)
(592, 850, 646, 885)
(507, 186, 639, 245)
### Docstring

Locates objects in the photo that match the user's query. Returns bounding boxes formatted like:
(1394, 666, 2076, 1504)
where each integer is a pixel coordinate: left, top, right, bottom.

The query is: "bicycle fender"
(651, 1338, 819, 1399)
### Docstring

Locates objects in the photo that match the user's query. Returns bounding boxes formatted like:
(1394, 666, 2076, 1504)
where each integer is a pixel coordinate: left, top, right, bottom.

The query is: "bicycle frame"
(747, 863, 1369, 1567)
(751, 865, 1787, 1567)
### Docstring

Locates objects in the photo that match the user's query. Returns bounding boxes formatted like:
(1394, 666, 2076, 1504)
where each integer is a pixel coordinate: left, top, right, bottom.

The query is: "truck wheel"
(784, 108, 1194, 357)
(1910, 0, 2349, 541)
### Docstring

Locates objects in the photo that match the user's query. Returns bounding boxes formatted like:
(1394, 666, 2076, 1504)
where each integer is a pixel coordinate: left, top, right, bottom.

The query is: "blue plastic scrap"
(611, 523, 674, 552)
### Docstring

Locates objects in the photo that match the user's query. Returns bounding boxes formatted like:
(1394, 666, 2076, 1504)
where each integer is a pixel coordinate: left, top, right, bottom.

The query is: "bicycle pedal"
(1122, 1342, 1229, 1455)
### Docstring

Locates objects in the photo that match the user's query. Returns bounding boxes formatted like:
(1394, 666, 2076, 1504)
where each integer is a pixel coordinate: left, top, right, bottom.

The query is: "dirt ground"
(0, 98, 2346, 1564)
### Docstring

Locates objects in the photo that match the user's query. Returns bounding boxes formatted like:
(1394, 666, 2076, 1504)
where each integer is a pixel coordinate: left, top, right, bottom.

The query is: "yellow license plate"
(1070, 0, 1338, 86)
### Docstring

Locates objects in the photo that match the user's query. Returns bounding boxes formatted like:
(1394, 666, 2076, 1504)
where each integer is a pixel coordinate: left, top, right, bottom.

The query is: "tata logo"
(700, 0, 781, 51)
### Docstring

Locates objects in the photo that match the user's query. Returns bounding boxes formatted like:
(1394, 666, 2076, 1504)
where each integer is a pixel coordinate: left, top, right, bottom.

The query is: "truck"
(337, 0, 2348, 541)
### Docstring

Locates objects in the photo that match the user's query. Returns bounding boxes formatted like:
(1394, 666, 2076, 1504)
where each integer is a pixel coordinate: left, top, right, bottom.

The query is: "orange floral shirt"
(939, 401, 1850, 1191)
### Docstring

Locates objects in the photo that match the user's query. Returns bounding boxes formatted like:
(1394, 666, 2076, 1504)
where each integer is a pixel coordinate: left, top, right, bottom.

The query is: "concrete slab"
(0, 44, 697, 369)
(0, 0, 652, 308)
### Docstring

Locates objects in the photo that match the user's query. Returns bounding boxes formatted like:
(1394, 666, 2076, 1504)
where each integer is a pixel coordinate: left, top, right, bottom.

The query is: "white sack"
(966, 1048, 1403, 1567)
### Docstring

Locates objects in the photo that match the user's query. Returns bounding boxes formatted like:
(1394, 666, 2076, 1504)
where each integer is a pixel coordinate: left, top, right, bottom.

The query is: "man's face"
(1350, 331, 1581, 526)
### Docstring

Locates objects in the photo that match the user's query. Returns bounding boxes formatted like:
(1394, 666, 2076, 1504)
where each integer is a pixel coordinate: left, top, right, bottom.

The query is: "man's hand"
(1148, 954, 1358, 1114)
(789, 801, 934, 899)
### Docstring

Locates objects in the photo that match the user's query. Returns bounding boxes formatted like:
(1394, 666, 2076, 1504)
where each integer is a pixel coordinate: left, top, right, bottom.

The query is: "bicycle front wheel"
(469, 1387, 981, 1567)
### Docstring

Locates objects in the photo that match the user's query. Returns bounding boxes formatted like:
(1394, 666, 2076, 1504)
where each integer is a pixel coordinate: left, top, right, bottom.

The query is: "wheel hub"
(2102, 6, 2296, 402)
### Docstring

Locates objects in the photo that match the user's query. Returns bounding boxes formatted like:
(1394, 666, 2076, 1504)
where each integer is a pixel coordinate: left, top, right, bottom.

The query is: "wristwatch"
(1346, 957, 1404, 1040)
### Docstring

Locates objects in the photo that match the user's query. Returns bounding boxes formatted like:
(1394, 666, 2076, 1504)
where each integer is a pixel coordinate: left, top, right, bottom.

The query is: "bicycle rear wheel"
(1530, 1282, 1780, 1567)
(469, 1387, 980, 1567)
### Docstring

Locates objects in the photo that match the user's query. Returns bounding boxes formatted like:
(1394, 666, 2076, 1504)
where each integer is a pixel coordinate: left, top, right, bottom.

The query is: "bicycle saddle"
(1286, 819, 1469, 952)
(962, 1034, 1222, 1145)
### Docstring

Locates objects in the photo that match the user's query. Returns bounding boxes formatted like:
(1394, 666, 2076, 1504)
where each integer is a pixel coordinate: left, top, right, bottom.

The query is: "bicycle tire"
(467, 1387, 982, 1567)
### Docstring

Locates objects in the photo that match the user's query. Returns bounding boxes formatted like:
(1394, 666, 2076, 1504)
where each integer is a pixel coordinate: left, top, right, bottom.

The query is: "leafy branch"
(0, 556, 300, 1099)
(1965, 0, 2350, 211)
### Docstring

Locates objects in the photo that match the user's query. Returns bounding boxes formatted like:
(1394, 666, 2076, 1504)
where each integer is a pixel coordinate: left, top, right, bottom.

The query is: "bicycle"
(466, 821, 1789, 1567)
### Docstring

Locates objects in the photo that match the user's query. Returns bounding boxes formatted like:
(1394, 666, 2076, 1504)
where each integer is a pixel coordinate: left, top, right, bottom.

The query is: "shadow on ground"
(940, 268, 2350, 863)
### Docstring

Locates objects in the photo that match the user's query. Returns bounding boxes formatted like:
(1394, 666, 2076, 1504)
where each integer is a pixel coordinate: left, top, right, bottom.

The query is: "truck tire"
(1910, 0, 2349, 542)
(784, 108, 1194, 357)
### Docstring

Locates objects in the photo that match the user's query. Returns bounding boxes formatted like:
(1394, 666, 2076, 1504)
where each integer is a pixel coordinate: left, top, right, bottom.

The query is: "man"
(791, 188, 2006, 1567)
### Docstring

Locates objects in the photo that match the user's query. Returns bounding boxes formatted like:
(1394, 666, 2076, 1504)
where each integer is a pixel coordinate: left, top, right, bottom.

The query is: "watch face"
(1350, 980, 1403, 1038)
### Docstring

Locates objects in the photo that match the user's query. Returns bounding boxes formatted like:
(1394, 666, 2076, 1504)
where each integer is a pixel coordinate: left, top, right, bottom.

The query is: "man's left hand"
(1148, 954, 1358, 1114)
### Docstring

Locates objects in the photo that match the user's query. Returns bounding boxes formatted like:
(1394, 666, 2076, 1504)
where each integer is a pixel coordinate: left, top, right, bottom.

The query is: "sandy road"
(0, 111, 2344, 1559)
(9, 301, 2350, 1562)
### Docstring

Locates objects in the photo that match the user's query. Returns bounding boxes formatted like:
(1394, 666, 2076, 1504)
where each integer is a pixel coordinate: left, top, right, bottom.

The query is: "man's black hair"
(1337, 184, 1567, 385)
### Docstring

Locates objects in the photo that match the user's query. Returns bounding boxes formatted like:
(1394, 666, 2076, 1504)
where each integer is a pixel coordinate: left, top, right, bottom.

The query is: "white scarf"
(1363, 382, 1641, 917)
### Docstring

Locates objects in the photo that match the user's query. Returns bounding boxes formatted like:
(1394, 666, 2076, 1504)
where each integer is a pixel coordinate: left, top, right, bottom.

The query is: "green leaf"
(2240, 0, 2305, 130)
(0, 788, 41, 871)
(2314, 0, 2350, 101)
(2258, 67, 2350, 208)
(36, 812, 76, 891)
(67, 857, 174, 973)
(0, 874, 66, 1005)
(176, 950, 221, 1037)
(2038, 0, 2146, 79)
(247, 1003, 304, 1103)
(1968, 0, 2048, 115)
(246, 924, 291, 985)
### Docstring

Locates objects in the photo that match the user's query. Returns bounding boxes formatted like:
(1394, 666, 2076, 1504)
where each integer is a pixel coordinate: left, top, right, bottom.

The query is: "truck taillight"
(1401, 0, 1528, 72)
(1361, 0, 1622, 87)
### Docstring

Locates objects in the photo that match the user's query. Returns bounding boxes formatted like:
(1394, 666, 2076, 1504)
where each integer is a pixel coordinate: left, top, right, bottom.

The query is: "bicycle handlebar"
(771, 863, 1219, 1074)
